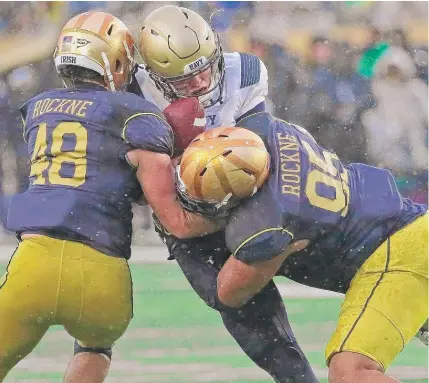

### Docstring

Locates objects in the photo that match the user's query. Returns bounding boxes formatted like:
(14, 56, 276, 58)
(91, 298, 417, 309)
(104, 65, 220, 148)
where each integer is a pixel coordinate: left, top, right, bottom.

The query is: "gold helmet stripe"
(98, 14, 114, 36)
(212, 157, 232, 196)
(179, 150, 196, 173)
(193, 170, 203, 199)
(191, 151, 209, 199)
(62, 13, 114, 47)
(223, 153, 260, 173)
(197, 126, 236, 141)
(83, 12, 105, 32)
(73, 11, 93, 29)
(218, 127, 237, 136)
(61, 12, 112, 47)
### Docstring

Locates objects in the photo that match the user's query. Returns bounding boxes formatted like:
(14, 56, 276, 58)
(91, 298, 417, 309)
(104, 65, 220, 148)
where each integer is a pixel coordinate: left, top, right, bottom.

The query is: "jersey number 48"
(29, 122, 87, 187)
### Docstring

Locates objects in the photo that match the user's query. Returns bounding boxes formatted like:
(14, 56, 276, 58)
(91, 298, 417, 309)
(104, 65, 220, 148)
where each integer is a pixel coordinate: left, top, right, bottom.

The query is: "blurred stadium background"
(0, 1, 427, 382)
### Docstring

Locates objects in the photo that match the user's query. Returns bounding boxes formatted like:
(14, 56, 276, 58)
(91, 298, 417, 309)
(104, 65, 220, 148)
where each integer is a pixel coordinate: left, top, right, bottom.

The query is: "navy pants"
(161, 230, 319, 383)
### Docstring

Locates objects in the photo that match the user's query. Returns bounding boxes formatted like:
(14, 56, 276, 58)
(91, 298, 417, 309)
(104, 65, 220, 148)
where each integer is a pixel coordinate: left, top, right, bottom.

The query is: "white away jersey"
(132, 52, 268, 130)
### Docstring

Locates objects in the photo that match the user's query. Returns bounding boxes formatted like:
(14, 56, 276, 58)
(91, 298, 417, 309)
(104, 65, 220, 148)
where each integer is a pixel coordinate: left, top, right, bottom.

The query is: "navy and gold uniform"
(8, 83, 173, 259)
(1, 83, 173, 373)
(225, 112, 428, 370)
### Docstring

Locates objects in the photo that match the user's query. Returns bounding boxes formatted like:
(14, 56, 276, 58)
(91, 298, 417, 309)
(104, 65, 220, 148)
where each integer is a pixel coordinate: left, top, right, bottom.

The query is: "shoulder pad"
(239, 53, 261, 89)
(225, 187, 292, 263)
(113, 91, 161, 117)
(19, 89, 53, 121)
(20, 88, 56, 119)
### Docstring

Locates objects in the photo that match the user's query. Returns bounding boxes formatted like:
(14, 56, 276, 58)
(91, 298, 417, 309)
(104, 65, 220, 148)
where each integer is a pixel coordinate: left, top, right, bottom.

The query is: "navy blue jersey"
(226, 112, 427, 286)
(7, 83, 173, 259)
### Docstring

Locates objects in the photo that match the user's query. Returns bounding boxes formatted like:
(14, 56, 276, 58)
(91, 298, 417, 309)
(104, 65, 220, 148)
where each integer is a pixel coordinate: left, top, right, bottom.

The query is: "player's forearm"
(217, 260, 275, 308)
(181, 210, 225, 238)
(216, 242, 307, 308)
(131, 149, 224, 239)
(160, 202, 224, 239)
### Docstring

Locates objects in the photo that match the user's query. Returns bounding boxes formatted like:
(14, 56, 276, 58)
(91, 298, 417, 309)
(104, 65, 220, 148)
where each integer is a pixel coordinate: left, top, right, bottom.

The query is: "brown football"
(163, 98, 206, 154)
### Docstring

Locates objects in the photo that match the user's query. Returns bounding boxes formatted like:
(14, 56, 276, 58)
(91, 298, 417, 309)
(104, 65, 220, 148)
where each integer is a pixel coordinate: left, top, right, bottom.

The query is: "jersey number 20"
(30, 122, 87, 187)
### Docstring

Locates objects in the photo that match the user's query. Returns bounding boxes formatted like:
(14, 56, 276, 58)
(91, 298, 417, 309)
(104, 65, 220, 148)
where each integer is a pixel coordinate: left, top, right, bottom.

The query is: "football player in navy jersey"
(176, 115, 428, 383)
(2, 11, 221, 383)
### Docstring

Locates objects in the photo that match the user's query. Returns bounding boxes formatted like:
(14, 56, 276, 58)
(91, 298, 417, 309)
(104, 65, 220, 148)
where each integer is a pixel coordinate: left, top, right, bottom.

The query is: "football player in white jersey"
(128, 6, 319, 383)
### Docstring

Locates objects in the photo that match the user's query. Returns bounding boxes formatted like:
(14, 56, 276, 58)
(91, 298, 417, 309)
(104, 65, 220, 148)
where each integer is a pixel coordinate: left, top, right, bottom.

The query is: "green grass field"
(6, 263, 428, 382)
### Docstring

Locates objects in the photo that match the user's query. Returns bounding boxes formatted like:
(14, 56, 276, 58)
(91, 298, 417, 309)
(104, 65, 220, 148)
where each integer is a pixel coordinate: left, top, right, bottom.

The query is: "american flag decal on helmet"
(62, 36, 73, 52)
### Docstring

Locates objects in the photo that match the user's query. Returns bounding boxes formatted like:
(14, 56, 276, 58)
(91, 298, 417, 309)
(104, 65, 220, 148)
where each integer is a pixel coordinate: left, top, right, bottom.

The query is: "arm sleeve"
(122, 112, 174, 156)
(118, 94, 174, 156)
(225, 191, 292, 264)
(238, 54, 268, 116)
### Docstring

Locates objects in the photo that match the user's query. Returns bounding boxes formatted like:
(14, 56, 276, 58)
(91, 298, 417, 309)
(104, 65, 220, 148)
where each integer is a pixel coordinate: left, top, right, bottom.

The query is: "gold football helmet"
(139, 5, 225, 107)
(176, 127, 270, 217)
(54, 11, 135, 91)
